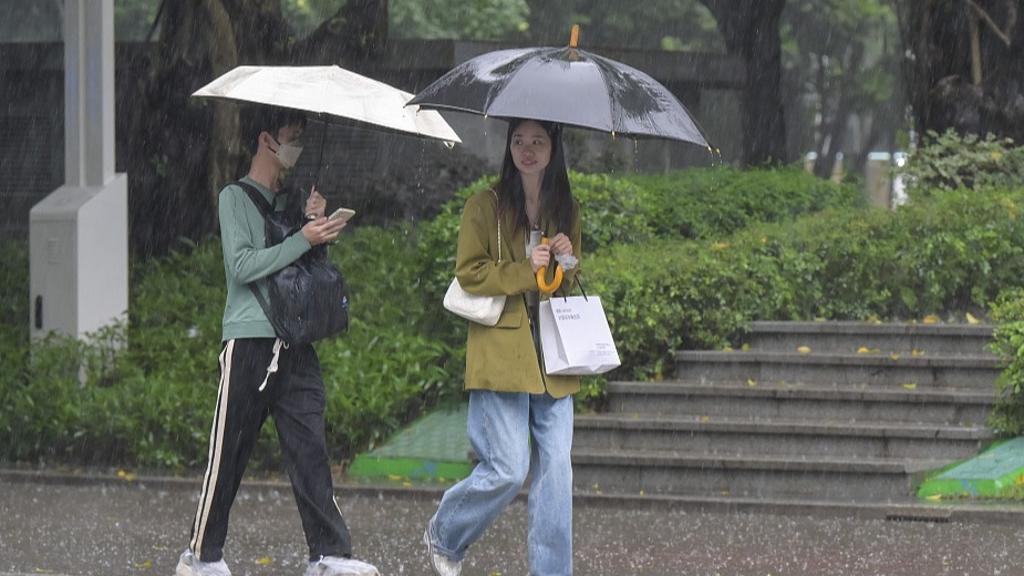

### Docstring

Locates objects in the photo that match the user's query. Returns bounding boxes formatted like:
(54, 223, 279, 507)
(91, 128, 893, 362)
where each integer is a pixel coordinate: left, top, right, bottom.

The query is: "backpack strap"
(234, 180, 274, 220)
(231, 180, 290, 342)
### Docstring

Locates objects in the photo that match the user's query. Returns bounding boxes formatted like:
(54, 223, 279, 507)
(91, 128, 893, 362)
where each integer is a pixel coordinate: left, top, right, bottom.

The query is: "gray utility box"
(29, 174, 128, 339)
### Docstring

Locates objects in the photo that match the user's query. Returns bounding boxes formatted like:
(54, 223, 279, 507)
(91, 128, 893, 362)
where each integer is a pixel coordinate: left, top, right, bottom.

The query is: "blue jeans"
(429, 390, 574, 575)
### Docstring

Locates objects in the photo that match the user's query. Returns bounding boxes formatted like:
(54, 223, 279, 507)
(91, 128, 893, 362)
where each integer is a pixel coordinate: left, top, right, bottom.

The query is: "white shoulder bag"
(443, 192, 507, 326)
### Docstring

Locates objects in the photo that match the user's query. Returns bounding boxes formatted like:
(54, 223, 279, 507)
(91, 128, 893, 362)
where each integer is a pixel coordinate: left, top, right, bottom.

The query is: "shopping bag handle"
(557, 271, 587, 302)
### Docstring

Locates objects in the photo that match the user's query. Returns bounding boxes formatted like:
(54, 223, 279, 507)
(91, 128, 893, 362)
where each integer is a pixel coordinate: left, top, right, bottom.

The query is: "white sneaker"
(423, 527, 462, 576)
(176, 549, 231, 576)
(305, 555, 380, 576)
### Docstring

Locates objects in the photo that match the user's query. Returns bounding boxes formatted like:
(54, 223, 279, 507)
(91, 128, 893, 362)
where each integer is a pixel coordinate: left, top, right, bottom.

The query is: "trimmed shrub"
(900, 129, 1024, 199)
(588, 188, 1024, 378)
(989, 289, 1024, 435)
(0, 226, 458, 469)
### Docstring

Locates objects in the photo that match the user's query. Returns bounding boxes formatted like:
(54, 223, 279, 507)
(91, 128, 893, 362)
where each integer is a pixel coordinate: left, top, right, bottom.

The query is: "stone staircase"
(571, 321, 1001, 503)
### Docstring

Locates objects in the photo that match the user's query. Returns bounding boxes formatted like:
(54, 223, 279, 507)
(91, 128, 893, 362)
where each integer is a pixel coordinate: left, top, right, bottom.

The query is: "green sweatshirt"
(219, 176, 311, 341)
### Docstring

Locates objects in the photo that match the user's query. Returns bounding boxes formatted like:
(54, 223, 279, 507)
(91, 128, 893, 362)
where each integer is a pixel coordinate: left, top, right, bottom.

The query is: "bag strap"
(490, 189, 502, 263)
(235, 180, 274, 220)
(232, 180, 291, 340)
(558, 272, 587, 302)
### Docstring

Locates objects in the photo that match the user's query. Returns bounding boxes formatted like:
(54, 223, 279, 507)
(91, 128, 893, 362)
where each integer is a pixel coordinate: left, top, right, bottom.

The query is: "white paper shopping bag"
(539, 295, 621, 375)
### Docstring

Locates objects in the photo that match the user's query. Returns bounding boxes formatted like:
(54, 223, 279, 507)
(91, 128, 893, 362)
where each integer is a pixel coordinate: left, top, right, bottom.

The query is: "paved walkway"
(3, 475, 1024, 576)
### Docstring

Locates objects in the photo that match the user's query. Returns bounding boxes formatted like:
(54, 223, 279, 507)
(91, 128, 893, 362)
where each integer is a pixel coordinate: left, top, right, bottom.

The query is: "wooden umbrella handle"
(536, 237, 564, 294)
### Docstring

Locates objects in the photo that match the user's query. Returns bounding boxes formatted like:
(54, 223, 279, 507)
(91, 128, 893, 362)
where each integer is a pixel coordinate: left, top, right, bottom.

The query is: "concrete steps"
(606, 381, 992, 426)
(747, 321, 993, 356)
(572, 321, 1002, 503)
(674, 351, 1000, 389)
(574, 414, 991, 459)
(572, 448, 943, 502)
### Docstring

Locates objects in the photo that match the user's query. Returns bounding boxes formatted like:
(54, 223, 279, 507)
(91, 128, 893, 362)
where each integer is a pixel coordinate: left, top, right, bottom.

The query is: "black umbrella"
(407, 26, 710, 149)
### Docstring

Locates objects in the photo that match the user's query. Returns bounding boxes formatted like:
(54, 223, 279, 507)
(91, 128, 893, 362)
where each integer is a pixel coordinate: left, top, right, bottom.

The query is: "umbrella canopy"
(192, 65, 461, 144)
(407, 40, 709, 148)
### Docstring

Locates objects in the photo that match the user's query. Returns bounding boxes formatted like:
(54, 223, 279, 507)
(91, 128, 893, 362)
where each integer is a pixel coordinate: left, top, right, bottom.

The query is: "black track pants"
(188, 338, 352, 562)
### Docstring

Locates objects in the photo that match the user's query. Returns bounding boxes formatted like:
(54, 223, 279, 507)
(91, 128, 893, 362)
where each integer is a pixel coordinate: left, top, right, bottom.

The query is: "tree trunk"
(895, 0, 1024, 142)
(119, 0, 389, 256)
(699, 0, 788, 166)
(814, 42, 864, 179)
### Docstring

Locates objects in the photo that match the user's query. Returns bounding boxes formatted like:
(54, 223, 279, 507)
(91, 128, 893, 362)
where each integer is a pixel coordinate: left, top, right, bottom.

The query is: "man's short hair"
(240, 106, 308, 154)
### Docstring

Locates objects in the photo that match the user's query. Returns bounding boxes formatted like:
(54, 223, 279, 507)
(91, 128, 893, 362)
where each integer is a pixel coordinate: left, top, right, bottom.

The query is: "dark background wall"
(0, 39, 742, 240)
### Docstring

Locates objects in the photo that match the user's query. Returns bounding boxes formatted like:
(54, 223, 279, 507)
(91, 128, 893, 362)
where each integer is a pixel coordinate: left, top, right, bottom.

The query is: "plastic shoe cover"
(423, 528, 462, 576)
(176, 549, 231, 576)
(305, 555, 380, 576)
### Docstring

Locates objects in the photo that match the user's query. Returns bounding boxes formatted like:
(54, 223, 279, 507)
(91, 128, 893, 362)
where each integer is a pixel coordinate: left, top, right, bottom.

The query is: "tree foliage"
(117, 0, 388, 256)
(782, 0, 901, 176)
(390, 0, 528, 40)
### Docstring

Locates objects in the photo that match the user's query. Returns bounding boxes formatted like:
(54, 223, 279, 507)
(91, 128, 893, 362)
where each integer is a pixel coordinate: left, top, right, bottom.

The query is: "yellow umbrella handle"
(536, 237, 564, 294)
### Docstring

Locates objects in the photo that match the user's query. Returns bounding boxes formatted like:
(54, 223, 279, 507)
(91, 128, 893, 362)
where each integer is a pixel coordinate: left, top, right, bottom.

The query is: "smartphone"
(327, 207, 356, 223)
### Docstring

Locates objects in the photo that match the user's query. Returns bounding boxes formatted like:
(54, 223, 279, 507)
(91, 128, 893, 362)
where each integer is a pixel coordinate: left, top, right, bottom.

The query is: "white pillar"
(65, 0, 117, 187)
(29, 0, 128, 340)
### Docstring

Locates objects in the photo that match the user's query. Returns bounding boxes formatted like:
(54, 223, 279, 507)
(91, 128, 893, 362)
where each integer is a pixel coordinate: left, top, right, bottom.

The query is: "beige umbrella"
(192, 65, 462, 144)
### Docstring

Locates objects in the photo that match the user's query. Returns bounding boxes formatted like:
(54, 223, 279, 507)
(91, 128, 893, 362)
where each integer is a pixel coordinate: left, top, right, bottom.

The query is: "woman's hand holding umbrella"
(534, 233, 572, 293)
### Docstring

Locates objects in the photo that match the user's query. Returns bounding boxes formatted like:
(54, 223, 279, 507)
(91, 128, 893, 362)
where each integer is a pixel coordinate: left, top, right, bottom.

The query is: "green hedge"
(416, 168, 861, 337)
(0, 227, 458, 469)
(17, 167, 1010, 469)
(588, 187, 1024, 378)
(619, 167, 863, 240)
(901, 129, 1024, 200)
(988, 290, 1024, 435)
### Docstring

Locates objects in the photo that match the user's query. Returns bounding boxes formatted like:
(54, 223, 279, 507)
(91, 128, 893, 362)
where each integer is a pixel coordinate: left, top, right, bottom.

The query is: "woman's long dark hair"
(496, 118, 575, 237)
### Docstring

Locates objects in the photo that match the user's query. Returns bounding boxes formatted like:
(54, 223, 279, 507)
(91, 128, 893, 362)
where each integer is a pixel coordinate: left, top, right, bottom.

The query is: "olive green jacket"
(455, 189, 583, 398)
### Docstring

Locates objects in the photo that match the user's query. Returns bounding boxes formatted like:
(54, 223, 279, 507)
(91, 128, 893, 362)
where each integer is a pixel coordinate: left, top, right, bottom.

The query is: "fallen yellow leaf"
(925, 494, 942, 501)
(639, 490, 645, 496)
(134, 559, 153, 569)
(911, 349, 925, 357)
(797, 346, 811, 354)
(256, 556, 273, 566)
(857, 346, 871, 354)
(700, 415, 711, 423)
(902, 383, 918, 390)
(890, 353, 901, 361)
(747, 378, 758, 387)
(923, 314, 940, 324)
(966, 312, 981, 325)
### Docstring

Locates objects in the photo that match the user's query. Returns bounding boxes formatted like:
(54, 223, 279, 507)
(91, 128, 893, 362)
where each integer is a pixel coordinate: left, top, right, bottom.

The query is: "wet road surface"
(1, 478, 1023, 575)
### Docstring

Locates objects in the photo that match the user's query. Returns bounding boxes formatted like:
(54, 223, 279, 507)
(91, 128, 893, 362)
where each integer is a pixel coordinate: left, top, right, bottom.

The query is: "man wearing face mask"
(176, 107, 379, 576)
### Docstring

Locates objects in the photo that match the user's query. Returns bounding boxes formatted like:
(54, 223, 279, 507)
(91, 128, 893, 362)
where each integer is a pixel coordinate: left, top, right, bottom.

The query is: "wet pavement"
(2, 477, 1024, 576)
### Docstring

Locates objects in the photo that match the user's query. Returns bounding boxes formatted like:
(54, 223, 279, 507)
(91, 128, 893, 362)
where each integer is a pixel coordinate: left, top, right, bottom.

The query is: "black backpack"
(235, 181, 349, 345)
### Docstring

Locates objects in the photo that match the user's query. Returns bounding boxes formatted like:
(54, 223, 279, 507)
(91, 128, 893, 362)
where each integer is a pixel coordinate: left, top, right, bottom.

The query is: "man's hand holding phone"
(302, 206, 355, 246)
(302, 215, 346, 246)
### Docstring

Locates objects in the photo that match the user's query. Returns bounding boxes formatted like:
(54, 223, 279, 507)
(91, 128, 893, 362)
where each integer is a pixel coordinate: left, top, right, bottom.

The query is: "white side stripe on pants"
(190, 339, 235, 558)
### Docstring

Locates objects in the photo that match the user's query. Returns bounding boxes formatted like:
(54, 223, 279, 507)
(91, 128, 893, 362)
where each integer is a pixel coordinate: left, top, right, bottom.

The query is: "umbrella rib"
(588, 55, 624, 134)
(482, 48, 551, 113)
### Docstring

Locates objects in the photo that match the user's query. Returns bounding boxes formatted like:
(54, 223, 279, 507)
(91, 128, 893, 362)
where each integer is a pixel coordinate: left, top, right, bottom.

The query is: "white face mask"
(270, 137, 303, 169)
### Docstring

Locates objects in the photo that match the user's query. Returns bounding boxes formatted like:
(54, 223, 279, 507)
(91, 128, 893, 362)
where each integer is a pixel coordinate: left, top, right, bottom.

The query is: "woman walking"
(424, 118, 582, 576)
